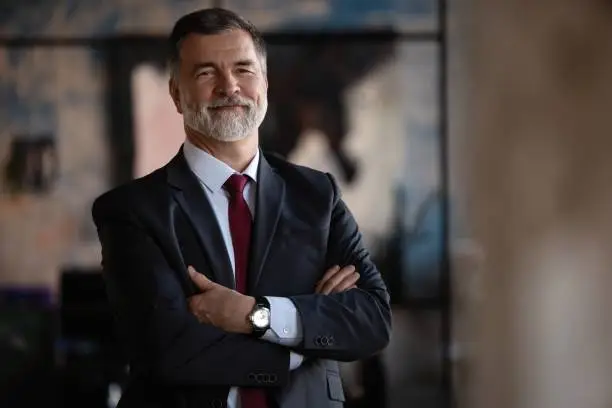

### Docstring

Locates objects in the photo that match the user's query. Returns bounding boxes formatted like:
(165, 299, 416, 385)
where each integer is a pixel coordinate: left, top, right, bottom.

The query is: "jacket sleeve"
(92, 195, 289, 387)
(288, 173, 392, 362)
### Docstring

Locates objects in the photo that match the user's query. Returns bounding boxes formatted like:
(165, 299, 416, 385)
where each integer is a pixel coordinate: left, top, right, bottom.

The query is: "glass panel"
(261, 37, 409, 252)
(259, 39, 441, 303)
(395, 43, 443, 302)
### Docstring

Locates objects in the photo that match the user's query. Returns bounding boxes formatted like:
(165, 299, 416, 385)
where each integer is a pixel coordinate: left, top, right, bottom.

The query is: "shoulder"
(91, 168, 167, 223)
(262, 151, 341, 205)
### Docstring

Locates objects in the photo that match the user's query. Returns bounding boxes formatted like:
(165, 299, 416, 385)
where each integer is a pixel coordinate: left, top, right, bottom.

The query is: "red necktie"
(224, 174, 268, 408)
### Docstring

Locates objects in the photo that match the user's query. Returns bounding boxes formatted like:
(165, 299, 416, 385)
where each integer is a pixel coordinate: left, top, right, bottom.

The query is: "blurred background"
(2, 0, 612, 407)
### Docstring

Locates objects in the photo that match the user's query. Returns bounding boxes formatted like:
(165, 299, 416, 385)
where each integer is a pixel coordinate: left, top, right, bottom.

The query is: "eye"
(196, 70, 213, 78)
(236, 68, 254, 75)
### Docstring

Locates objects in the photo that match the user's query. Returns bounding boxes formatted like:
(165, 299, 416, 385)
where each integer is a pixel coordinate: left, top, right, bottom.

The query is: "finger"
(319, 266, 356, 294)
(188, 266, 216, 290)
(315, 265, 340, 293)
(318, 265, 341, 286)
(329, 272, 360, 294)
(187, 295, 202, 313)
(318, 265, 355, 294)
(187, 295, 212, 324)
(187, 296, 199, 317)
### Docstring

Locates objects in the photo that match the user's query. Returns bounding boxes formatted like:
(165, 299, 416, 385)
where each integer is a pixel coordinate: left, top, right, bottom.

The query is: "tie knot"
(224, 173, 249, 196)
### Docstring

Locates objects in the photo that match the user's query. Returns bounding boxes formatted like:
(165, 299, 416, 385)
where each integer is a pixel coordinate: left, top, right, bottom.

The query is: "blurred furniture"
(0, 287, 56, 407)
(58, 269, 126, 408)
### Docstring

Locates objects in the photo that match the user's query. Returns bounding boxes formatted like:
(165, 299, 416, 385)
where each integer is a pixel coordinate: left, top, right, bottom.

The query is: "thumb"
(188, 266, 216, 290)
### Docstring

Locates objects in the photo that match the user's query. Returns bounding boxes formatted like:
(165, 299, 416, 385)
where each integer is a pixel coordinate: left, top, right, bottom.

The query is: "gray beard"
(183, 97, 267, 142)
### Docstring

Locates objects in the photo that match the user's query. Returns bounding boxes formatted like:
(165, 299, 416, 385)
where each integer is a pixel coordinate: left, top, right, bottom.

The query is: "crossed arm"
(186, 263, 359, 370)
(93, 180, 391, 387)
(185, 264, 359, 336)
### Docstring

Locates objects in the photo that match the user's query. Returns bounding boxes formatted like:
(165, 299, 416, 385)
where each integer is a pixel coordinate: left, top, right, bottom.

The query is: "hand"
(187, 266, 255, 334)
(315, 265, 359, 295)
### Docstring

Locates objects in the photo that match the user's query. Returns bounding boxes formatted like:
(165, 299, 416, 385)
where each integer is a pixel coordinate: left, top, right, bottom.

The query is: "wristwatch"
(248, 296, 271, 338)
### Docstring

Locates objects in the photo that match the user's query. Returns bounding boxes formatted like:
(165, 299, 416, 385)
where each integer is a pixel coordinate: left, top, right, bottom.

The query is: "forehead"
(178, 29, 258, 65)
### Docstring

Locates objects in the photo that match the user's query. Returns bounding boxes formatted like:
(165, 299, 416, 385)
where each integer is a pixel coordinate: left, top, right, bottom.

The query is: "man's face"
(170, 29, 268, 142)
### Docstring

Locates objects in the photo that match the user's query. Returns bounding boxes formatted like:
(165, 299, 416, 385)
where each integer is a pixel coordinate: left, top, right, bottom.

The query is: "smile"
(209, 105, 245, 111)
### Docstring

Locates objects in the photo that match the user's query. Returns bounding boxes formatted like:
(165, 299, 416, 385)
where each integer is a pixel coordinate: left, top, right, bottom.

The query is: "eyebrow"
(191, 59, 257, 74)
(235, 59, 257, 68)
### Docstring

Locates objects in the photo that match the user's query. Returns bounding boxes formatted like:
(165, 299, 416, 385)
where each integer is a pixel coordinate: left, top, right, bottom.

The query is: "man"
(92, 8, 391, 408)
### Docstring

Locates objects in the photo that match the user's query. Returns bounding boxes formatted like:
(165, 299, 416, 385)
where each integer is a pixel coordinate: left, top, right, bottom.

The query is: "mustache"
(207, 96, 254, 108)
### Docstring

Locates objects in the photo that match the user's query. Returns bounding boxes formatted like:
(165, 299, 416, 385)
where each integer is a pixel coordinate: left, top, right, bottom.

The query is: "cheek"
(178, 87, 193, 105)
(258, 80, 268, 105)
(183, 82, 215, 104)
(254, 87, 268, 107)
(241, 78, 266, 102)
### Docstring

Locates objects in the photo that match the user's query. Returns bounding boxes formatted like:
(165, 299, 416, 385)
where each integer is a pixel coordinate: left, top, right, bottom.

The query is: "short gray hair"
(168, 8, 267, 78)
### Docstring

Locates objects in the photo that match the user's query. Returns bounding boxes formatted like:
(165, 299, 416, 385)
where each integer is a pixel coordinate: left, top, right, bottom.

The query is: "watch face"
(251, 307, 270, 329)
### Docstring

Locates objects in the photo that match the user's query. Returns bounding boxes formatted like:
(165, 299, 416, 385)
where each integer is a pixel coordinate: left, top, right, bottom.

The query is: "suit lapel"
(166, 148, 235, 289)
(248, 153, 285, 293)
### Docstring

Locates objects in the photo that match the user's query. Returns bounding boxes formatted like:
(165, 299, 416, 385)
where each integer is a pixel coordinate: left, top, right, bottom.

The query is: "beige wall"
(453, 1, 612, 407)
(0, 48, 108, 291)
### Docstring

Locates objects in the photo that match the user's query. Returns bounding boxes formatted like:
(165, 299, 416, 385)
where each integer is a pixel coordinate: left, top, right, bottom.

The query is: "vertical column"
(453, 1, 612, 407)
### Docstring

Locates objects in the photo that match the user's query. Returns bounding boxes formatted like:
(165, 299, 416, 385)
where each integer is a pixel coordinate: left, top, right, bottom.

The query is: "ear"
(169, 77, 183, 114)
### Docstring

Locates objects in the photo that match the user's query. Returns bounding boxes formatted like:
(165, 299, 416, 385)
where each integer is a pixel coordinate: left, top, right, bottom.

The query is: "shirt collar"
(183, 138, 259, 193)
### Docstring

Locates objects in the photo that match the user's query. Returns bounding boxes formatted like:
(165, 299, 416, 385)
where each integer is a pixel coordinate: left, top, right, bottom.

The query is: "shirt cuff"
(262, 296, 303, 346)
(289, 351, 304, 371)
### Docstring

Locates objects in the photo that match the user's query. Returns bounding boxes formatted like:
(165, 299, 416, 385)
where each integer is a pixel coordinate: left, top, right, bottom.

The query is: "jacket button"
(248, 373, 256, 381)
(328, 336, 335, 345)
(210, 399, 224, 408)
(321, 336, 329, 346)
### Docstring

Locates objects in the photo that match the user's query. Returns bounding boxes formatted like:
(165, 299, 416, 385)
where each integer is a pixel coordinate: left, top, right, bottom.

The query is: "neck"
(185, 127, 259, 173)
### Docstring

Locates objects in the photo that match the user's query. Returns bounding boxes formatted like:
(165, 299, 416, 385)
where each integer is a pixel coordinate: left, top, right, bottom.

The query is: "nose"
(215, 72, 239, 97)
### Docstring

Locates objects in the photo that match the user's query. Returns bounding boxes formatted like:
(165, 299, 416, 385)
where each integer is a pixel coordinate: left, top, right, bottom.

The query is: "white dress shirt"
(183, 140, 304, 408)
